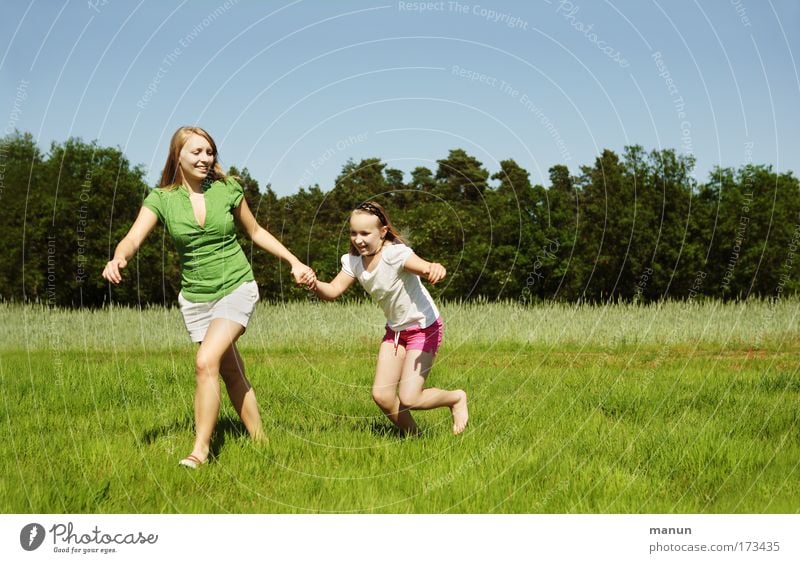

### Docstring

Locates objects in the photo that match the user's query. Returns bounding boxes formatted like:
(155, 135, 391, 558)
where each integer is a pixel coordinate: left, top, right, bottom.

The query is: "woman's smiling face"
(178, 134, 214, 186)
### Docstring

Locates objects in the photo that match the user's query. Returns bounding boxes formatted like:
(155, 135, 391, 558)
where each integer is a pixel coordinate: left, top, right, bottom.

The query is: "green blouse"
(142, 177, 254, 303)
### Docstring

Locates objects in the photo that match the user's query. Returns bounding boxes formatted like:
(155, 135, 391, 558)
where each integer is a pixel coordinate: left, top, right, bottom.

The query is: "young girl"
(102, 126, 315, 468)
(310, 201, 468, 435)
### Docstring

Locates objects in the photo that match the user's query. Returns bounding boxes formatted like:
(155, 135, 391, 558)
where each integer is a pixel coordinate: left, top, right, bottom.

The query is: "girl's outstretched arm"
(312, 270, 356, 301)
(102, 207, 159, 284)
(403, 253, 446, 284)
(233, 197, 314, 286)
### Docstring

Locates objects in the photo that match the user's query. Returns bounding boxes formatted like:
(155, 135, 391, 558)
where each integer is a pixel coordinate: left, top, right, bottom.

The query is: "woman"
(102, 126, 315, 468)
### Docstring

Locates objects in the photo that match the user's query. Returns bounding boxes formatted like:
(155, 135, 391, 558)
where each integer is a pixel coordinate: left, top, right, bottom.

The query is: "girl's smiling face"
(350, 211, 388, 255)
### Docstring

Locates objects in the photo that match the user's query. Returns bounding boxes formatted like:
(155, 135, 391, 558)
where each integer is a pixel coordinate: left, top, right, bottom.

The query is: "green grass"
(1, 300, 799, 513)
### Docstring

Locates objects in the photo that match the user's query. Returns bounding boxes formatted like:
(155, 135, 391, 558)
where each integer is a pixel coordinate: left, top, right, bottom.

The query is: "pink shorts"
(382, 317, 443, 355)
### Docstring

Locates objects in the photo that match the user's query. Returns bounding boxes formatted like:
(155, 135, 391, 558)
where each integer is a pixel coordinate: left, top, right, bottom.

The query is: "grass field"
(1, 299, 799, 513)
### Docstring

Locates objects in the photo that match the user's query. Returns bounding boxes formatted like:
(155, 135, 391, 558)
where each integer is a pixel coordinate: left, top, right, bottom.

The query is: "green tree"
(410, 150, 492, 299)
(328, 158, 387, 211)
(485, 159, 542, 299)
(574, 149, 637, 301)
(4, 131, 798, 305)
(641, 148, 698, 301)
(409, 166, 436, 192)
(42, 137, 176, 307)
(0, 131, 46, 302)
(708, 165, 800, 298)
(535, 164, 581, 300)
(434, 149, 489, 201)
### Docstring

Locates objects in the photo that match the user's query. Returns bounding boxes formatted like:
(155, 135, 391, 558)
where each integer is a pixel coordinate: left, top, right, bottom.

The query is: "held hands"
(102, 258, 128, 284)
(427, 262, 446, 284)
(291, 263, 316, 289)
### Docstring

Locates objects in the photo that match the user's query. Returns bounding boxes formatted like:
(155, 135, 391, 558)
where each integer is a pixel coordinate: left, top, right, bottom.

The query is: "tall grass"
(1, 300, 799, 513)
(2, 298, 798, 351)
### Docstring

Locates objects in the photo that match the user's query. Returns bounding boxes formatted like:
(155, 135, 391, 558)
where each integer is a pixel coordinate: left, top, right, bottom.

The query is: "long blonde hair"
(158, 126, 227, 190)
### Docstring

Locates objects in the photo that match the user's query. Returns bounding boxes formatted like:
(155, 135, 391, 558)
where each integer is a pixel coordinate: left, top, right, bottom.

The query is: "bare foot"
(451, 390, 469, 435)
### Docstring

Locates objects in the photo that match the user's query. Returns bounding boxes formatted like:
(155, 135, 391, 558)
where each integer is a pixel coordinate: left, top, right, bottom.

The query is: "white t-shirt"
(341, 243, 440, 331)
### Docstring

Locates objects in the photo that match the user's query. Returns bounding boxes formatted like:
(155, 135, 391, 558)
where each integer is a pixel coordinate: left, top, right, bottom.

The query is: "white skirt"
(177, 280, 259, 343)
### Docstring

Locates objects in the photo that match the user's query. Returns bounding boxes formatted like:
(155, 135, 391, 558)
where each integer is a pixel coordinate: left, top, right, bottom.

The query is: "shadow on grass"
(361, 419, 409, 439)
(209, 416, 249, 458)
(140, 415, 249, 460)
(140, 418, 191, 445)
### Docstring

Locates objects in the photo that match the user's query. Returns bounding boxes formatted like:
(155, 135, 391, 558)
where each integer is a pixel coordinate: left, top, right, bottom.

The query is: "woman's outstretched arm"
(102, 207, 159, 284)
(233, 196, 315, 286)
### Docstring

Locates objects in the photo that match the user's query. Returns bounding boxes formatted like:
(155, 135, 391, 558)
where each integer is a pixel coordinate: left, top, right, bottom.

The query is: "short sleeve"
(227, 178, 245, 208)
(383, 243, 413, 268)
(340, 254, 356, 278)
(142, 189, 164, 223)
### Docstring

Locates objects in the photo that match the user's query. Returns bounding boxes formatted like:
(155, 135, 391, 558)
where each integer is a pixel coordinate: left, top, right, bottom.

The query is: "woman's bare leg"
(187, 318, 245, 462)
(219, 344, 265, 441)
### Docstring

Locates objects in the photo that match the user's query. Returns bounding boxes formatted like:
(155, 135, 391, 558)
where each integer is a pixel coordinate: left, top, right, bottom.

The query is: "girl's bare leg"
(372, 342, 418, 435)
(398, 349, 468, 435)
(219, 344, 265, 441)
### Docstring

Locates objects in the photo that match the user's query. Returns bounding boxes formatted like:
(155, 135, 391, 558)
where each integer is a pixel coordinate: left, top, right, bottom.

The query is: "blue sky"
(1, 0, 798, 196)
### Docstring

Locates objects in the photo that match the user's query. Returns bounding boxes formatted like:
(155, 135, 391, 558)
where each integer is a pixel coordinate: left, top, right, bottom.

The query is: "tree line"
(1, 130, 799, 308)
